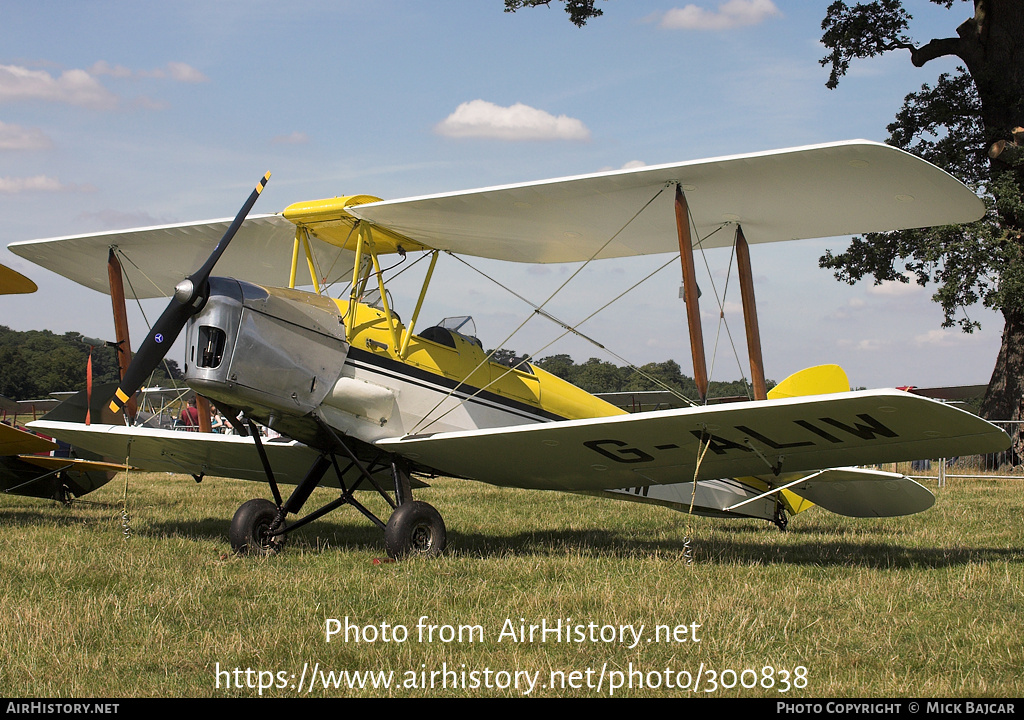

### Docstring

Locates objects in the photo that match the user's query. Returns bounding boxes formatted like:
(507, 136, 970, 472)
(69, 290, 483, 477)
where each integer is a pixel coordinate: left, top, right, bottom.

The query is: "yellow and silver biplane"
(9, 140, 1010, 556)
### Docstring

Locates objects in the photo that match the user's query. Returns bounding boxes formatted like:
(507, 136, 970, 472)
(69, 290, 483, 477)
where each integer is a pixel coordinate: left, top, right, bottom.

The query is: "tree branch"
(909, 36, 963, 66)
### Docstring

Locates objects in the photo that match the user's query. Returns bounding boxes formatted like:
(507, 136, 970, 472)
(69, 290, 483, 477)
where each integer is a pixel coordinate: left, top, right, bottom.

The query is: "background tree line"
(0, 325, 181, 401)
(491, 348, 768, 399)
(0, 321, 755, 404)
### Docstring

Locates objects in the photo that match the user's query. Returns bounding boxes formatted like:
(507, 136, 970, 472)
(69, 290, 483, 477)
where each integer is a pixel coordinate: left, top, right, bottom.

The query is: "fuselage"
(183, 277, 624, 451)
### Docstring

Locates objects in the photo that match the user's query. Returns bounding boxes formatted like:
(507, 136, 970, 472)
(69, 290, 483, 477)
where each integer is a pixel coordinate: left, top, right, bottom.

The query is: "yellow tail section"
(755, 365, 851, 516)
(767, 364, 850, 400)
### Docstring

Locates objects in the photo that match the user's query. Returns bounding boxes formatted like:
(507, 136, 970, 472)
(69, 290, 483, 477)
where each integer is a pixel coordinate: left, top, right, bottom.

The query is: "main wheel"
(229, 498, 284, 555)
(384, 501, 446, 558)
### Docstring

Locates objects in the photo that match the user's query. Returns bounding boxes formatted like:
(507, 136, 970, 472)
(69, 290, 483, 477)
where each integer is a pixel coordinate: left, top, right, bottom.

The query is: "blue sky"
(0, 1, 1001, 392)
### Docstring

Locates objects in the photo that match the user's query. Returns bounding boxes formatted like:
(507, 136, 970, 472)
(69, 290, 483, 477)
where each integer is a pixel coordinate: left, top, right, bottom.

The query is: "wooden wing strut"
(675, 185, 708, 400)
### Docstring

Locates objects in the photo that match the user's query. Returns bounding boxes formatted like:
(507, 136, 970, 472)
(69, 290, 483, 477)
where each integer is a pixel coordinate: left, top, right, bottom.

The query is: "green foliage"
(819, 0, 916, 90)
(0, 325, 182, 401)
(488, 348, 530, 369)
(503, 0, 603, 27)
(885, 68, 985, 185)
(817, 3, 1024, 330)
(502, 351, 769, 400)
(0, 326, 117, 400)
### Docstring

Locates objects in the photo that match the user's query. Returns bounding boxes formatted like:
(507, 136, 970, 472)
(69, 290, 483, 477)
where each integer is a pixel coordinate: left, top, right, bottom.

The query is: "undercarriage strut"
(228, 417, 446, 558)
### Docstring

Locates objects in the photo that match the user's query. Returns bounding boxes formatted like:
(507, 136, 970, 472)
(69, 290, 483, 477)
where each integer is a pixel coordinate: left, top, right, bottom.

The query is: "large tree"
(817, 0, 1024, 425)
(506, 1, 1024, 426)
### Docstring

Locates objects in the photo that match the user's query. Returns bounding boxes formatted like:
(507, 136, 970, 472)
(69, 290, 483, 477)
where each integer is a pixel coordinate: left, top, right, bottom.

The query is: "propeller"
(108, 172, 271, 415)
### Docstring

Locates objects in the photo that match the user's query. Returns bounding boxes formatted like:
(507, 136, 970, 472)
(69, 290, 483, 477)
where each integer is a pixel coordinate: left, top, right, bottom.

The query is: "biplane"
(0, 264, 128, 501)
(9, 140, 1010, 557)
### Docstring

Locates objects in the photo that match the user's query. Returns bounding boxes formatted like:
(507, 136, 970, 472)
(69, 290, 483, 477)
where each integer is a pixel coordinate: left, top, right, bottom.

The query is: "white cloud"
(912, 328, 983, 347)
(659, 0, 781, 31)
(0, 175, 67, 193)
(0, 61, 208, 113)
(88, 61, 133, 79)
(78, 209, 174, 229)
(163, 62, 208, 83)
(435, 100, 590, 141)
(867, 279, 923, 297)
(837, 337, 887, 352)
(597, 160, 647, 171)
(914, 329, 953, 346)
(0, 64, 117, 109)
(0, 121, 52, 150)
(90, 60, 209, 83)
(271, 131, 310, 145)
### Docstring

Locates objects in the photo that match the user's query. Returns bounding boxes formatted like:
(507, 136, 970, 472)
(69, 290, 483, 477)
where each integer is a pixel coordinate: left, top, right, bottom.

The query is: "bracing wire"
(319, 224, 358, 293)
(451, 251, 696, 401)
(407, 184, 670, 433)
(699, 238, 752, 400)
(410, 201, 781, 433)
(409, 251, 696, 434)
(682, 429, 712, 566)
(120, 437, 133, 540)
(112, 248, 185, 416)
(411, 198, 763, 431)
(688, 217, 754, 401)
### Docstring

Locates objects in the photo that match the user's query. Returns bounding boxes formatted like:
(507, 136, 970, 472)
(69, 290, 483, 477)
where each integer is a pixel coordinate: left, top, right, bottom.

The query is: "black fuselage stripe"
(344, 347, 567, 423)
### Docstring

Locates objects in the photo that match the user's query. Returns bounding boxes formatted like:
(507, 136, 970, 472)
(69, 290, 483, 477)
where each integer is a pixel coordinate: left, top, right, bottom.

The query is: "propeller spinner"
(108, 172, 271, 415)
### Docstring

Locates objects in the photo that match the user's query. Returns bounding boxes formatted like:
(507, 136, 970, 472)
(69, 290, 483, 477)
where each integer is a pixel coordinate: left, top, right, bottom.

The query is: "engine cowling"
(183, 277, 349, 429)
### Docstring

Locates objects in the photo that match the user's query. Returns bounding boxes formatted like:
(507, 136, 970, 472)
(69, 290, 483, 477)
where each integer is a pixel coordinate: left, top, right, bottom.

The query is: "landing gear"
(231, 418, 446, 559)
(230, 498, 285, 555)
(385, 501, 446, 558)
(773, 503, 789, 532)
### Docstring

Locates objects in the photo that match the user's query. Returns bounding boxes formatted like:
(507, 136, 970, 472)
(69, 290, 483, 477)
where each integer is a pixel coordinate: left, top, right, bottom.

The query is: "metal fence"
(876, 420, 1024, 486)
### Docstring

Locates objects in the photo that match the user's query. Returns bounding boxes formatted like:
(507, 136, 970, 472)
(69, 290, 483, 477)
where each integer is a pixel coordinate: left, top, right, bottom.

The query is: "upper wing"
(0, 263, 37, 295)
(9, 140, 983, 292)
(7, 214, 311, 298)
(347, 140, 985, 263)
(377, 389, 1008, 492)
(27, 421, 323, 484)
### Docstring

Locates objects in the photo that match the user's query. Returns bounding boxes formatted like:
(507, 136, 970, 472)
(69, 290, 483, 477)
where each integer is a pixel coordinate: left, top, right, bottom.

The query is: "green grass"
(1, 472, 1022, 697)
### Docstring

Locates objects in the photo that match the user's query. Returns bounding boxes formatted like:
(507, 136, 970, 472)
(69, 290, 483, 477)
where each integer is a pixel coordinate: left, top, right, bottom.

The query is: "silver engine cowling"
(183, 277, 349, 431)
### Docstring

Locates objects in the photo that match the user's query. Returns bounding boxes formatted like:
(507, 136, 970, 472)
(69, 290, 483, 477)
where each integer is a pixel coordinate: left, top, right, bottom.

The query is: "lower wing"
(28, 421, 323, 484)
(378, 389, 1007, 493)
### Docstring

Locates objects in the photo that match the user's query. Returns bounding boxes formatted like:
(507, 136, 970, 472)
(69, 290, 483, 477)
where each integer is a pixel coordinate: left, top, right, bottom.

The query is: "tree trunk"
(980, 305, 1024, 462)
(969, 2, 1024, 460)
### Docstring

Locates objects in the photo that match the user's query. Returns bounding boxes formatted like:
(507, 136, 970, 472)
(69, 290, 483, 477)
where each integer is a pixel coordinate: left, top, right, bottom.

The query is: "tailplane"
(767, 364, 850, 400)
(762, 365, 935, 519)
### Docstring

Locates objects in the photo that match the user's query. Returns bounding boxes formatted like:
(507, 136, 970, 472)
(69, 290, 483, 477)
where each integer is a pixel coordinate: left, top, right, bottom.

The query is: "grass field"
(1, 470, 1021, 698)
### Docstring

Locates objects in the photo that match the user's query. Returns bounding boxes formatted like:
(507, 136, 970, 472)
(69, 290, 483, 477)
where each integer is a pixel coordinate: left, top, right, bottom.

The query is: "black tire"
(229, 498, 284, 555)
(384, 501, 446, 558)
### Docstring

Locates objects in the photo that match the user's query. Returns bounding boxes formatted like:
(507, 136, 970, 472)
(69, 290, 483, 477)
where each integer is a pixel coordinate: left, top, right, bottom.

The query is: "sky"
(0, 0, 1002, 394)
